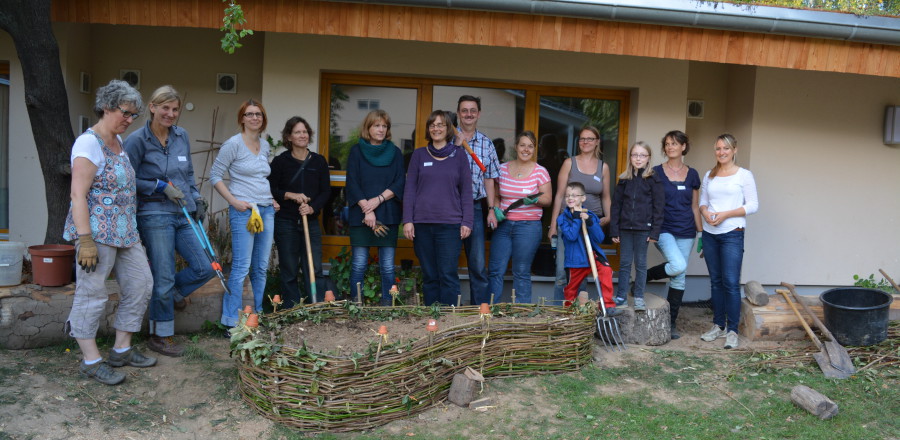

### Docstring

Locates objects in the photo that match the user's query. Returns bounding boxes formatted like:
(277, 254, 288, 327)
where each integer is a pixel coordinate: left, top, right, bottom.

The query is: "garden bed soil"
(278, 313, 560, 356)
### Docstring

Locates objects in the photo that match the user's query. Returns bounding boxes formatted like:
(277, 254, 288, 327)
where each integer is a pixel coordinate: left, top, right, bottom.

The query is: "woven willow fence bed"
(231, 301, 596, 432)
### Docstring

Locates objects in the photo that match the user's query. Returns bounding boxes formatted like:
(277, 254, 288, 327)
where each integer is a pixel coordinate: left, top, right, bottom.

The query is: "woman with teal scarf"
(345, 110, 406, 305)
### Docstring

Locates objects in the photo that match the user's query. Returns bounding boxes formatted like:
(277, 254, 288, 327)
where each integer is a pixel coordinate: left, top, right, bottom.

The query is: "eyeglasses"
(578, 137, 598, 143)
(565, 193, 585, 199)
(243, 112, 264, 119)
(117, 106, 140, 120)
(630, 153, 649, 159)
(429, 123, 447, 129)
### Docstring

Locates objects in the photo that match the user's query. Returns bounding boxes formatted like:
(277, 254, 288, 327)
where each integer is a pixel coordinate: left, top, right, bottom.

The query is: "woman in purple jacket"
(403, 110, 473, 306)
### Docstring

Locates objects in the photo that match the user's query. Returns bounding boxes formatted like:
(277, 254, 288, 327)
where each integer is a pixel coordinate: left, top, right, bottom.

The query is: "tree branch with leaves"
(220, 0, 254, 54)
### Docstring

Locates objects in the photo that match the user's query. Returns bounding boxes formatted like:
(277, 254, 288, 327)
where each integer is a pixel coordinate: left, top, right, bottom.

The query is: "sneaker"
(605, 307, 623, 317)
(670, 325, 681, 340)
(724, 331, 739, 349)
(701, 324, 727, 342)
(147, 335, 185, 357)
(80, 360, 125, 385)
(108, 347, 157, 368)
(614, 296, 627, 306)
(633, 297, 647, 312)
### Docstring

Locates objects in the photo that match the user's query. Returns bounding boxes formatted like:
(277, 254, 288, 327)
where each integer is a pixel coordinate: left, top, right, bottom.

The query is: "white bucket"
(0, 241, 25, 286)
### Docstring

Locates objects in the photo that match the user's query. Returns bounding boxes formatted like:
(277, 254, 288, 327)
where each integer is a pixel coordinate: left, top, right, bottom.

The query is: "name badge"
(593, 175, 602, 183)
(177, 156, 187, 162)
(677, 185, 686, 190)
(424, 162, 433, 167)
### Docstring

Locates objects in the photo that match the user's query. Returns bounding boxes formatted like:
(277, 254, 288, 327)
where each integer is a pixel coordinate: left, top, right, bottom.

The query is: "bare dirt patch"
(0, 305, 812, 439)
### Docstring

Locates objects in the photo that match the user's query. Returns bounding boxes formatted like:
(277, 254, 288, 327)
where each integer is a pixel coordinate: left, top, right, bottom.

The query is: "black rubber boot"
(646, 263, 669, 282)
(668, 287, 685, 339)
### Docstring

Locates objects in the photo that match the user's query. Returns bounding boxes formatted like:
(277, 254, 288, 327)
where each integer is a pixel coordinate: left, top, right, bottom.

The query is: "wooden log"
(744, 280, 770, 306)
(469, 397, 493, 410)
(0, 277, 231, 349)
(790, 385, 839, 420)
(614, 293, 670, 346)
(448, 367, 484, 407)
(740, 292, 900, 342)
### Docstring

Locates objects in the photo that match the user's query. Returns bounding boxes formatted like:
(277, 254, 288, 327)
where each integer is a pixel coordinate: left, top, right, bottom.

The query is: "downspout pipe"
(328, 0, 900, 46)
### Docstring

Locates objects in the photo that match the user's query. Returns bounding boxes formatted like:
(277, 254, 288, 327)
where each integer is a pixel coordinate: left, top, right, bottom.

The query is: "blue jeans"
(488, 220, 541, 304)
(703, 229, 744, 333)
(463, 202, 488, 305)
(274, 216, 324, 308)
(222, 204, 275, 327)
(654, 233, 696, 290)
(138, 213, 215, 337)
(414, 223, 463, 306)
(350, 245, 396, 305)
(616, 229, 650, 300)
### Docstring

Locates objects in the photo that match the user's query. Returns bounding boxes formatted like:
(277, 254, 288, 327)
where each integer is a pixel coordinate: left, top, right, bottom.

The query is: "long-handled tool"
(775, 289, 849, 379)
(878, 268, 900, 294)
(781, 282, 855, 377)
(459, 138, 486, 172)
(176, 199, 231, 297)
(301, 214, 318, 303)
(582, 216, 626, 351)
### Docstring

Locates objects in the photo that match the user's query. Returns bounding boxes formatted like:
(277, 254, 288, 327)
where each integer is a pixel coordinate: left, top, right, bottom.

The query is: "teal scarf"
(358, 138, 397, 167)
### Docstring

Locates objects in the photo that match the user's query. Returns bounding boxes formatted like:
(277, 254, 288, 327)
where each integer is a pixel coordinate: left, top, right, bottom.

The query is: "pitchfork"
(581, 215, 626, 351)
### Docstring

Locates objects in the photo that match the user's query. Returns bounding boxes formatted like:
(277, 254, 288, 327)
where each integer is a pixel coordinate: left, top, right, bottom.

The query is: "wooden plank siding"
(51, 0, 900, 78)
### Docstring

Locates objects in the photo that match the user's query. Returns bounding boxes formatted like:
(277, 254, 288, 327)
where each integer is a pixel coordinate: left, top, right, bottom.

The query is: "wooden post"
(790, 385, 839, 420)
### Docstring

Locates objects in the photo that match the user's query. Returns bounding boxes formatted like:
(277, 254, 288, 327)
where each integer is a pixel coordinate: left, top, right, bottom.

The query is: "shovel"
(582, 216, 626, 352)
(781, 282, 855, 376)
(775, 287, 853, 379)
(301, 214, 318, 304)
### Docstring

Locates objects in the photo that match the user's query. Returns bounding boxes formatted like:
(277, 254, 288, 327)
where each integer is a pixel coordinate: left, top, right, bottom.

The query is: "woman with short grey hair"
(64, 79, 156, 385)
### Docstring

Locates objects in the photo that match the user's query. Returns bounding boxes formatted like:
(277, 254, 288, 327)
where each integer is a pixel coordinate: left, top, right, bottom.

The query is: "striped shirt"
(497, 162, 550, 221)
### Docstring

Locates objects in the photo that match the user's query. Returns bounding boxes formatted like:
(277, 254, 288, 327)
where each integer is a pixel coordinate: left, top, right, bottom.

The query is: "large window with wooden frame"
(317, 73, 630, 266)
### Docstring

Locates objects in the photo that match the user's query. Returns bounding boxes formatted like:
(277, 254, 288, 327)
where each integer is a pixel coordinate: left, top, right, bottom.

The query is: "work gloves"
(373, 221, 390, 238)
(193, 198, 208, 224)
(522, 194, 540, 205)
(77, 234, 98, 273)
(247, 203, 264, 234)
(492, 206, 506, 223)
(157, 180, 185, 203)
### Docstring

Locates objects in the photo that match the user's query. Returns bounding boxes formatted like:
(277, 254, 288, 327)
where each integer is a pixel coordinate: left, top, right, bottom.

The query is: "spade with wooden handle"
(776, 288, 852, 379)
(781, 282, 855, 376)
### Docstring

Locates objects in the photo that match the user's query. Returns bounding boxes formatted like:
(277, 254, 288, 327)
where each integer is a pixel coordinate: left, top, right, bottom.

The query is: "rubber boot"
(646, 263, 669, 282)
(668, 287, 685, 339)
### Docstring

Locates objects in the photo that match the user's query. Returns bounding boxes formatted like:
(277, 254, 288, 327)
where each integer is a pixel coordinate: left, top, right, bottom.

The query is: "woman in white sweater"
(697, 134, 758, 350)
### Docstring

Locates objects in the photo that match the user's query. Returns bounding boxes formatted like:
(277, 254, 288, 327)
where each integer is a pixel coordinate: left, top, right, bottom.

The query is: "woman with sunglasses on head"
(345, 110, 405, 306)
(64, 79, 155, 385)
(698, 134, 758, 350)
(269, 116, 331, 308)
(403, 110, 473, 306)
(210, 99, 278, 331)
(547, 126, 612, 304)
(487, 131, 552, 304)
(124, 85, 215, 357)
(643, 130, 702, 340)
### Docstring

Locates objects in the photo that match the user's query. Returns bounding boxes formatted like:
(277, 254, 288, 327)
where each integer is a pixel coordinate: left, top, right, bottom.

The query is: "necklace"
(665, 162, 685, 172)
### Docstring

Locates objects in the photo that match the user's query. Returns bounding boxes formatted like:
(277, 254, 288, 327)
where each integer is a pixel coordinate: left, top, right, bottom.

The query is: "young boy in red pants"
(557, 182, 621, 315)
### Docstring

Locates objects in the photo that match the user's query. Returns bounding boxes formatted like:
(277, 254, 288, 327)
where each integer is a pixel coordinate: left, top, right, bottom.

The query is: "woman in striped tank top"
(487, 131, 552, 303)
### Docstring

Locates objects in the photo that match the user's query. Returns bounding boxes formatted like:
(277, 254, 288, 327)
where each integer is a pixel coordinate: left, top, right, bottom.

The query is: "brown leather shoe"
(174, 298, 188, 311)
(147, 336, 185, 357)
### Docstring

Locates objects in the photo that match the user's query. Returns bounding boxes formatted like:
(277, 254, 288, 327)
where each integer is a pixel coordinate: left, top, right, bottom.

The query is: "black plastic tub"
(820, 288, 893, 346)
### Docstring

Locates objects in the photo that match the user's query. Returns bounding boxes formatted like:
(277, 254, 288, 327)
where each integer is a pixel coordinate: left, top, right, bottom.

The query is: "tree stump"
(790, 385, 839, 420)
(0, 278, 233, 349)
(448, 367, 484, 407)
(610, 293, 670, 346)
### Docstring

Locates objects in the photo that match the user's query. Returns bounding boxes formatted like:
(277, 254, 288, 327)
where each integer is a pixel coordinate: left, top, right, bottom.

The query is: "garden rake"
(581, 216, 626, 351)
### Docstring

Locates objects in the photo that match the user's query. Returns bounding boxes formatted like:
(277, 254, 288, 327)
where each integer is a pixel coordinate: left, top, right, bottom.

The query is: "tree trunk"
(0, 0, 74, 244)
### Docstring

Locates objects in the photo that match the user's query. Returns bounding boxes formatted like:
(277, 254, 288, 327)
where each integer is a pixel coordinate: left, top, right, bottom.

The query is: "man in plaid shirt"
(456, 95, 501, 305)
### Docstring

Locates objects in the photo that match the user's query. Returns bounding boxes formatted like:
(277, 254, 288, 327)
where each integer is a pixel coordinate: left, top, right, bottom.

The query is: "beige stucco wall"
(747, 67, 900, 285)
(4, 25, 898, 286)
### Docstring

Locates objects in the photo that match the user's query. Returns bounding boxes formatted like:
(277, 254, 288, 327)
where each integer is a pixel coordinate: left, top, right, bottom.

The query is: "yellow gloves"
(246, 203, 264, 234)
(77, 234, 98, 273)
